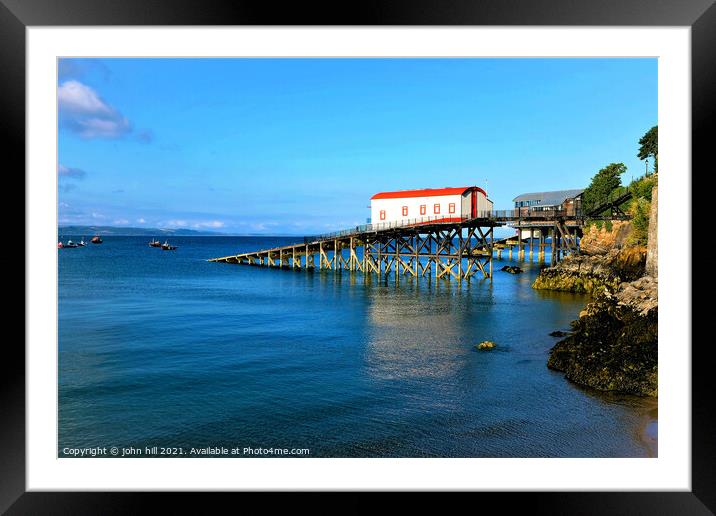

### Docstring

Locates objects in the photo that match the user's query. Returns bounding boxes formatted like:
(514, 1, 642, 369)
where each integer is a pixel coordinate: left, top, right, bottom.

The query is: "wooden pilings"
(529, 228, 534, 260)
(209, 223, 498, 280)
(209, 220, 586, 275)
(492, 224, 580, 265)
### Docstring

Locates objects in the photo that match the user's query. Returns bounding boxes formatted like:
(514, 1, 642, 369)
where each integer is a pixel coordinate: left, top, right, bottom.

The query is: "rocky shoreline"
(532, 205, 658, 397)
(545, 274, 657, 396)
(531, 246, 645, 295)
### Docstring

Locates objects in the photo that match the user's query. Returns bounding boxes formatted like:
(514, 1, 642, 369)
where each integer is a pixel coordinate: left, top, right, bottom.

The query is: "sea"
(58, 236, 656, 458)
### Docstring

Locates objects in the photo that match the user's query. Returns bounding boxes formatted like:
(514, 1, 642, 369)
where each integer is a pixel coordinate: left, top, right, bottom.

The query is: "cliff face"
(645, 182, 658, 277)
(535, 187, 658, 397)
(579, 220, 632, 256)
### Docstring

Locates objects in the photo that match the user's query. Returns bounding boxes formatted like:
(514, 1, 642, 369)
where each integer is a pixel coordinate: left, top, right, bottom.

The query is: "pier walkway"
(209, 209, 618, 280)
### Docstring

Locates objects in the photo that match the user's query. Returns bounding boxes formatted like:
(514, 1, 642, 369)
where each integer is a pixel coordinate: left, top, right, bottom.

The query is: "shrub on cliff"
(628, 174, 656, 203)
(628, 197, 651, 246)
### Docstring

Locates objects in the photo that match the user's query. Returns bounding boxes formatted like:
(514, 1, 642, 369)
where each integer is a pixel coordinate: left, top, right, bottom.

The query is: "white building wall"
(371, 194, 464, 226)
(370, 189, 493, 227)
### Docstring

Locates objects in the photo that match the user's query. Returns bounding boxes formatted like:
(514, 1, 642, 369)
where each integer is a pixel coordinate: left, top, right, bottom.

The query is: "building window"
(380, 210, 386, 221)
(420, 204, 426, 215)
(402, 206, 408, 216)
(449, 203, 455, 214)
(434, 204, 440, 215)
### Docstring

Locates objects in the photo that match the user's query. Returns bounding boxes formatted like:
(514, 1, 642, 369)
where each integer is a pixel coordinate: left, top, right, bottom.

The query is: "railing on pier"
(210, 207, 587, 273)
(305, 209, 587, 244)
(306, 214, 478, 243)
(491, 208, 583, 220)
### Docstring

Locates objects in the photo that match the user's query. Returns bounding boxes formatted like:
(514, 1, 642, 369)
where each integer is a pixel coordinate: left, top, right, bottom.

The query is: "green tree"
(582, 162, 627, 215)
(637, 125, 658, 174)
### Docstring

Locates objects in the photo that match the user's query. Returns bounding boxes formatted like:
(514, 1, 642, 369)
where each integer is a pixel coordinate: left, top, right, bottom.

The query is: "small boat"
(77, 238, 86, 247)
(161, 240, 177, 251)
(149, 238, 162, 247)
(91, 235, 103, 244)
(64, 239, 79, 248)
(58, 241, 63, 249)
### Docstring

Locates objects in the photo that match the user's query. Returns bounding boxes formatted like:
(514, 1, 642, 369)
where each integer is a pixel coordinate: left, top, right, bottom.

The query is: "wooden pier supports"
(210, 222, 498, 280)
(517, 229, 524, 261)
(530, 228, 535, 261)
(507, 225, 579, 264)
(360, 225, 495, 281)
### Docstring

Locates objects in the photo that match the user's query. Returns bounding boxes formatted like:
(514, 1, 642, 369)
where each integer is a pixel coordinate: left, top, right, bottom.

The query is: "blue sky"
(58, 58, 657, 235)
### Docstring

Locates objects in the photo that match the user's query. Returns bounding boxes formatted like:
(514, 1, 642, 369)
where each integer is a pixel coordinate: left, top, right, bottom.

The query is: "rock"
(579, 220, 633, 256)
(475, 340, 496, 350)
(549, 330, 571, 337)
(532, 210, 658, 396)
(500, 265, 523, 274)
(616, 275, 658, 316)
(547, 282, 657, 397)
(532, 246, 646, 295)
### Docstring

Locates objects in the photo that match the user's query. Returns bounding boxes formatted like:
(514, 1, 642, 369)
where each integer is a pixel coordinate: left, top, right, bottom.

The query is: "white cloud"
(58, 80, 113, 115)
(160, 219, 225, 230)
(192, 220, 225, 229)
(136, 218, 146, 224)
(58, 80, 131, 139)
(113, 219, 130, 225)
(163, 219, 188, 228)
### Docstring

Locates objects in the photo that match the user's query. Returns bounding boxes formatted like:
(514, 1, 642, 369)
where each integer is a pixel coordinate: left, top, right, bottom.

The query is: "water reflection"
(362, 276, 494, 382)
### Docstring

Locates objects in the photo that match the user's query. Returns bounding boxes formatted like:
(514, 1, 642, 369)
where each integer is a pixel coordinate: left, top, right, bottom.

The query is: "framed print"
(5, 0, 713, 512)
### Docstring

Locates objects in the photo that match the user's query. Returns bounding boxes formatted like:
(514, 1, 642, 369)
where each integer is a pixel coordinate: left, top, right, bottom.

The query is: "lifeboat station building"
(370, 186, 493, 227)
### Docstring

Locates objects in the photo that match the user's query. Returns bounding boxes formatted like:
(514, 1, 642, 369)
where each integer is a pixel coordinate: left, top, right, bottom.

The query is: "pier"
(208, 209, 614, 280)
(209, 183, 635, 281)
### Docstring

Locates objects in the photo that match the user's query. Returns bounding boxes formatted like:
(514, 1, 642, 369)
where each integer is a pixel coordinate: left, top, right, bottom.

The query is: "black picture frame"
(5, 0, 711, 513)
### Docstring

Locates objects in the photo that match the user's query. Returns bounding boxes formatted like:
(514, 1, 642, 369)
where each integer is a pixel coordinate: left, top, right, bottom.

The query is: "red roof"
(370, 186, 486, 200)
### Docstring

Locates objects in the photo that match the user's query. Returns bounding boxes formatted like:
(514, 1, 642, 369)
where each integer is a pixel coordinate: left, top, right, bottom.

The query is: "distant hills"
(58, 225, 227, 236)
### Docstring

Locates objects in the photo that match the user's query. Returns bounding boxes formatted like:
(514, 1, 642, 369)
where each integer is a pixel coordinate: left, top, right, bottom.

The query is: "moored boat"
(77, 238, 86, 247)
(91, 235, 103, 244)
(149, 238, 162, 247)
(64, 240, 79, 248)
(161, 240, 177, 250)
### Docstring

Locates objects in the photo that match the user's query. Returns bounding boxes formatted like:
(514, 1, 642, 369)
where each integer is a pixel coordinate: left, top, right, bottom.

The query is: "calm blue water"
(58, 236, 655, 457)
